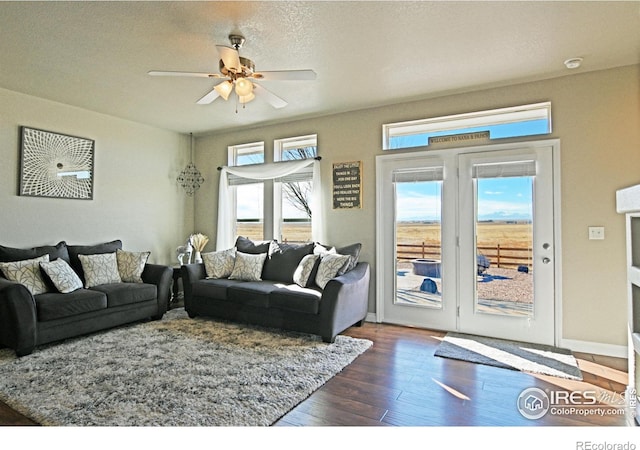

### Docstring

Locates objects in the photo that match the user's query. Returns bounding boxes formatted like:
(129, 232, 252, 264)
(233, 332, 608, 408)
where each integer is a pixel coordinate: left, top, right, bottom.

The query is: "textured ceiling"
(1, 1, 638, 135)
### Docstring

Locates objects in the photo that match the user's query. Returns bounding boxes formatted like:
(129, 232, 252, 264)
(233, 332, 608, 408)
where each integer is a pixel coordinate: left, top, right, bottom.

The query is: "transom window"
(383, 102, 552, 150)
(275, 134, 318, 161)
(229, 141, 264, 166)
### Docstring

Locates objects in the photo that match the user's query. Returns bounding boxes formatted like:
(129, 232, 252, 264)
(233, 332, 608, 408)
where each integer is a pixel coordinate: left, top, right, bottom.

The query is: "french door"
(376, 140, 559, 345)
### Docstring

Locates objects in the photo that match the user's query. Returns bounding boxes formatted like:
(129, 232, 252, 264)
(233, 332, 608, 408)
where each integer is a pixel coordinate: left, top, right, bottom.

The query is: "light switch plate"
(588, 226, 605, 240)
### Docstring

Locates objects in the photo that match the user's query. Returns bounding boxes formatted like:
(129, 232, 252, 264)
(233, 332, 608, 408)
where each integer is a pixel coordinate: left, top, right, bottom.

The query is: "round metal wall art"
(19, 126, 94, 200)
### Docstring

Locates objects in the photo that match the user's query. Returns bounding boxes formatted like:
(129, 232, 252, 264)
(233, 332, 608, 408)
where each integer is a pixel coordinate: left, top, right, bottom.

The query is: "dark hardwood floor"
(275, 322, 631, 426)
(0, 322, 631, 427)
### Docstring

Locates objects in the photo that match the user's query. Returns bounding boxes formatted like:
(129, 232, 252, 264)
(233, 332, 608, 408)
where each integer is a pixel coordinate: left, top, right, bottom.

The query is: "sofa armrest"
(141, 263, 173, 314)
(0, 277, 38, 356)
(318, 262, 370, 342)
(181, 263, 206, 311)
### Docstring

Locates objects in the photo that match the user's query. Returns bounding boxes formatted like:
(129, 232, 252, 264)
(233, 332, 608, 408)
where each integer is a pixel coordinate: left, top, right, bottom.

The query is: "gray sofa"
(0, 240, 172, 356)
(182, 237, 370, 343)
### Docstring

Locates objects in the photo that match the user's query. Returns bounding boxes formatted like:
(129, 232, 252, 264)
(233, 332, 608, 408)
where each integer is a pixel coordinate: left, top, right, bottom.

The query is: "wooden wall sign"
(333, 161, 362, 209)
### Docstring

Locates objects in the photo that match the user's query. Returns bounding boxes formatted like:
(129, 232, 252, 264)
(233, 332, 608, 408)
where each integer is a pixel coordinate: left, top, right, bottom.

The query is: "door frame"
(375, 138, 563, 346)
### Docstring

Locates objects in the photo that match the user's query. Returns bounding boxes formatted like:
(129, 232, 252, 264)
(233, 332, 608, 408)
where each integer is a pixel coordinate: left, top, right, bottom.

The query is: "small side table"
(170, 266, 183, 309)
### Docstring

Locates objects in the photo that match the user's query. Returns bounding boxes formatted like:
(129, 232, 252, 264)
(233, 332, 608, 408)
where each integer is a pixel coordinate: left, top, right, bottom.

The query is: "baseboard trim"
(365, 313, 377, 323)
(561, 338, 627, 358)
(360, 317, 627, 358)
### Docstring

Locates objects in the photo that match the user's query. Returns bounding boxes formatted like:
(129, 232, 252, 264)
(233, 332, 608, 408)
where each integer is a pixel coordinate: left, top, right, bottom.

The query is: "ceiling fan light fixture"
(213, 80, 233, 100)
(235, 78, 253, 97)
(239, 92, 255, 104)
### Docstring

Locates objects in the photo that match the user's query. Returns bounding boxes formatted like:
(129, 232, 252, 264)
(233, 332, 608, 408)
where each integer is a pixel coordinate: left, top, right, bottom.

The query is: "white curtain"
(217, 159, 324, 249)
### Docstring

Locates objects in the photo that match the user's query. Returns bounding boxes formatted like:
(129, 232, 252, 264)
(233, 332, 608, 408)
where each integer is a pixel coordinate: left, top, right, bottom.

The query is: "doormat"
(434, 332, 582, 380)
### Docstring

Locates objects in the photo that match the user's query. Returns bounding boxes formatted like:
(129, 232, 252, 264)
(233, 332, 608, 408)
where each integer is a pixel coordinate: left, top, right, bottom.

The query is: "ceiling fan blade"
(216, 45, 242, 73)
(148, 70, 222, 78)
(196, 85, 222, 105)
(253, 83, 288, 109)
(252, 70, 317, 81)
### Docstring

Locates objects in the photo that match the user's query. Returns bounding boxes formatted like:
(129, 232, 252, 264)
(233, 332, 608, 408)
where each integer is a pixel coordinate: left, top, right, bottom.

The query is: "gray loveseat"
(182, 237, 370, 343)
(0, 240, 172, 356)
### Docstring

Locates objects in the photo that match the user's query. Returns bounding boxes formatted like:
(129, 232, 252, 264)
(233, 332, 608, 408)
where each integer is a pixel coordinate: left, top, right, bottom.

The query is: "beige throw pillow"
(0, 254, 50, 295)
(39, 258, 83, 293)
(78, 252, 122, 288)
(229, 252, 267, 281)
(203, 248, 236, 279)
(116, 249, 150, 283)
(315, 254, 351, 289)
(293, 254, 320, 288)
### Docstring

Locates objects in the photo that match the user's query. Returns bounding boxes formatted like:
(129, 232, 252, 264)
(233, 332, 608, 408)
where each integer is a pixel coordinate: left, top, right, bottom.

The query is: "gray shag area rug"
(0, 308, 372, 426)
(434, 332, 582, 380)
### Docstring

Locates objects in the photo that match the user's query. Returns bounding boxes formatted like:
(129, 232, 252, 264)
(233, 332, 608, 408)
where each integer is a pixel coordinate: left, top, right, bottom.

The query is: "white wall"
(0, 88, 193, 265)
(194, 65, 640, 353)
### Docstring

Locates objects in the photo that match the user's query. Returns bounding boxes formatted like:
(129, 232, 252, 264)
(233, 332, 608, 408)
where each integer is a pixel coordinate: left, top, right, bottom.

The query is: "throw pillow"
(315, 253, 351, 289)
(68, 240, 123, 281)
(39, 258, 83, 293)
(336, 243, 362, 274)
(235, 236, 271, 254)
(229, 251, 267, 281)
(0, 241, 69, 264)
(0, 255, 50, 295)
(116, 249, 150, 283)
(293, 254, 320, 288)
(78, 252, 122, 288)
(313, 242, 337, 256)
(262, 241, 314, 284)
(203, 248, 236, 279)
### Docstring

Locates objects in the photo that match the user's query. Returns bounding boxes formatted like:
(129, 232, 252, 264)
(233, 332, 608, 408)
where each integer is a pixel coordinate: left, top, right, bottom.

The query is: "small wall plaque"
(333, 161, 362, 209)
(19, 126, 95, 200)
(428, 131, 490, 145)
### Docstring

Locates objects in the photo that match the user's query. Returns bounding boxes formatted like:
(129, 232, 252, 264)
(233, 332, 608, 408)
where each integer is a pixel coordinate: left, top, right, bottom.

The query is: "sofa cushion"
(229, 252, 267, 281)
(269, 285, 322, 314)
(262, 241, 314, 284)
(235, 236, 271, 254)
(36, 289, 107, 321)
(203, 248, 236, 279)
(315, 254, 351, 289)
(227, 281, 282, 308)
(68, 239, 122, 280)
(193, 278, 245, 300)
(116, 249, 150, 283)
(79, 252, 122, 288)
(0, 241, 69, 264)
(91, 282, 157, 308)
(39, 258, 83, 293)
(0, 255, 50, 295)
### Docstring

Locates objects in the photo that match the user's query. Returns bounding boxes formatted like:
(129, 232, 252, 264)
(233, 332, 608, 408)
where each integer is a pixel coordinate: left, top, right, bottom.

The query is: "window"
(223, 136, 319, 246)
(275, 134, 318, 161)
(229, 141, 264, 166)
(383, 102, 551, 150)
(228, 142, 265, 240)
(274, 135, 317, 243)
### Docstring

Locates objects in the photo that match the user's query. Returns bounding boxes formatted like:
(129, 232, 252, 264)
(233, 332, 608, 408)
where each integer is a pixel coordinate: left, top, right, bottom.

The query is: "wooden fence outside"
(397, 242, 533, 269)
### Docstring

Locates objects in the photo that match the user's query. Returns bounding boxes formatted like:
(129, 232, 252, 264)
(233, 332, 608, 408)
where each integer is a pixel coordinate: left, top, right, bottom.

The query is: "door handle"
(542, 257, 551, 264)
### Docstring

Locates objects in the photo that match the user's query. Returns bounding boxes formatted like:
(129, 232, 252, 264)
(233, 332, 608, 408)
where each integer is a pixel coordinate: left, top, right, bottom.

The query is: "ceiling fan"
(148, 34, 316, 109)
